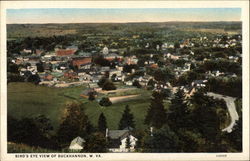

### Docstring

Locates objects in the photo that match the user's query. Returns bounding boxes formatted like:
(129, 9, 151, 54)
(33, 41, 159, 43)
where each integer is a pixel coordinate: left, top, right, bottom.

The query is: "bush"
(133, 80, 142, 88)
(99, 97, 112, 106)
(102, 80, 116, 91)
(88, 92, 95, 101)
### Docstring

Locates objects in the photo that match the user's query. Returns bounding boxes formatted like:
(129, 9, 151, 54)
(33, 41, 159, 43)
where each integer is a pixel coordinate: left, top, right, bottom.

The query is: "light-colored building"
(106, 129, 138, 152)
(69, 136, 86, 151)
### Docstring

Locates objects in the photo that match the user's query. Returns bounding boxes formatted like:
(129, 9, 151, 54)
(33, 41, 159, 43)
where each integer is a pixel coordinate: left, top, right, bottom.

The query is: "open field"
(180, 28, 241, 35)
(7, 83, 159, 130)
(7, 22, 241, 39)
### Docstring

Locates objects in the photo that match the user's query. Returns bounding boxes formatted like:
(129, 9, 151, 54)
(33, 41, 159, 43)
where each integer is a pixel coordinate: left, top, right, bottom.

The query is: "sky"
(6, 8, 241, 24)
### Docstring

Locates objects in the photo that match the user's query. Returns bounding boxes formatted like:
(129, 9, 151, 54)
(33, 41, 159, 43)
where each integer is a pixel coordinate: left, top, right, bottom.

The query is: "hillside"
(7, 21, 242, 39)
(7, 82, 157, 130)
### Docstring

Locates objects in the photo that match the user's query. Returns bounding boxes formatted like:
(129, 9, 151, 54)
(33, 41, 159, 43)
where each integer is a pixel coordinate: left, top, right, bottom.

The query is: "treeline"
(8, 101, 136, 153)
(7, 35, 79, 56)
(8, 115, 58, 150)
(206, 77, 242, 98)
(200, 59, 241, 75)
(8, 90, 242, 152)
(139, 90, 242, 152)
(7, 61, 40, 84)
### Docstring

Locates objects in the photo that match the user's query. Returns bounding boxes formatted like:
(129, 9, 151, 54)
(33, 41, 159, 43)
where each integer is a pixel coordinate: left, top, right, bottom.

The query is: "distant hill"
(7, 21, 242, 39)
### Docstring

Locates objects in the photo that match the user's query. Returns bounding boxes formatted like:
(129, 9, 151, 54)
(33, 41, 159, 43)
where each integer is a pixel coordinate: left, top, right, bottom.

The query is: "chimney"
(150, 127, 153, 136)
(105, 128, 109, 138)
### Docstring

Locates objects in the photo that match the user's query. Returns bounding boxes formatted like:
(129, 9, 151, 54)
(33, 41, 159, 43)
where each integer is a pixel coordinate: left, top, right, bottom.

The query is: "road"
(109, 94, 140, 103)
(206, 92, 239, 133)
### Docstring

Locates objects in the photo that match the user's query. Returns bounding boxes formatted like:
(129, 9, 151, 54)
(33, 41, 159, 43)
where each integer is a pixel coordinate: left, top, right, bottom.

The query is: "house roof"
(56, 49, 76, 56)
(72, 57, 92, 67)
(123, 126, 134, 131)
(108, 130, 129, 140)
(193, 80, 207, 84)
(70, 136, 85, 147)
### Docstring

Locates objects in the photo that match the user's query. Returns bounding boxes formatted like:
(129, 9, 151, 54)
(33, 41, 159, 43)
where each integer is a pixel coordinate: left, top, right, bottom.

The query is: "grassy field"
(7, 83, 85, 129)
(8, 142, 58, 153)
(7, 82, 161, 130)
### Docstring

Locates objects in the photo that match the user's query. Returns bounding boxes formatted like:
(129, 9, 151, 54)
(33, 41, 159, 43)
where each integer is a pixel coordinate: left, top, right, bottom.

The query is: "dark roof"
(193, 80, 207, 84)
(108, 130, 129, 140)
(123, 126, 134, 131)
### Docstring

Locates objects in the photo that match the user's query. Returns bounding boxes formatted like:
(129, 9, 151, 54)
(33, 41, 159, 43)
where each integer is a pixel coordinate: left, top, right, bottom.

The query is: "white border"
(1, 1, 249, 161)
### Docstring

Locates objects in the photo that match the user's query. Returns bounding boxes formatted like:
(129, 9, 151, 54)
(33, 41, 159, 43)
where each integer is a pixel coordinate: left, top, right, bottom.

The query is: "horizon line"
(7, 20, 242, 25)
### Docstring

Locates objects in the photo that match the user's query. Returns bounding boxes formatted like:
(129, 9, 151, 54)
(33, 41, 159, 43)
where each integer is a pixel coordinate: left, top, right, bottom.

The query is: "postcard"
(0, 1, 249, 161)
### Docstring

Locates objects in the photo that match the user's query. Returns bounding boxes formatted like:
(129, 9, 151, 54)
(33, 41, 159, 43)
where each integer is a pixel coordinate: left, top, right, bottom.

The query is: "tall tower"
(102, 46, 109, 55)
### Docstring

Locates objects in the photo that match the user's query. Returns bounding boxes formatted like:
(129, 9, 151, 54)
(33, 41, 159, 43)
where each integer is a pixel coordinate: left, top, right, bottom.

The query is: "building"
(104, 53, 123, 61)
(56, 49, 76, 56)
(69, 136, 85, 151)
(102, 46, 109, 55)
(106, 129, 138, 152)
(191, 80, 208, 87)
(72, 57, 92, 69)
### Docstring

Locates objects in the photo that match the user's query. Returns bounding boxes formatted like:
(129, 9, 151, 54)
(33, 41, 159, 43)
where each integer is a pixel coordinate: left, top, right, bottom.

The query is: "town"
(7, 22, 242, 153)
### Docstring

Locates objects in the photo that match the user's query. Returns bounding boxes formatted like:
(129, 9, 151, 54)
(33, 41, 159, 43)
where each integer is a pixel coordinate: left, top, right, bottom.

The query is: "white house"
(102, 46, 109, 55)
(106, 129, 138, 152)
(69, 136, 86, 151)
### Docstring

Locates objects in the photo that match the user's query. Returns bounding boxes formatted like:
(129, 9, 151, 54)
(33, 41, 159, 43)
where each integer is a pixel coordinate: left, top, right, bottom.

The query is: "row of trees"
(206, 77, 242, 98)
(8, 89, 242, 152)
(8, 101, 136, 152)
(141, 89, 242, 152)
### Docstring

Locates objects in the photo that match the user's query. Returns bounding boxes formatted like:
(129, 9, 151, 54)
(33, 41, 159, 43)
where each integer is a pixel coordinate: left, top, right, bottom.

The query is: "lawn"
(7, 82, 85, 129)
(7, 82, 161, 131)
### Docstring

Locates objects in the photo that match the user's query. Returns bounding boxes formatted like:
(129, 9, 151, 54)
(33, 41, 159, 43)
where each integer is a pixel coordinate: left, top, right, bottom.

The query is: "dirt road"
(109, 95, 140, 103)
(207, 92, 239, 133)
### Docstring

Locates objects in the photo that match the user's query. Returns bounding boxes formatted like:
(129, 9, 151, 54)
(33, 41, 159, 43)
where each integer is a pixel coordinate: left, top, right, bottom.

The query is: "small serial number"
(216, 154, 227, 157)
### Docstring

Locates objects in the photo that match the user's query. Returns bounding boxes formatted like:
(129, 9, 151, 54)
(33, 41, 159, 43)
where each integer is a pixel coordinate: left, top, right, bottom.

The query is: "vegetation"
(8, 82, 152, 131)
(118, 105, 135, 130)
(7, 115, 58, 150)
(144, 91, 167, 129)
(98, 113, 107, 133)
(57, 102, 93, 145)
(6, 21, 242, 152)
(83, 132, 108, 152)
(99, 97, 112, 106)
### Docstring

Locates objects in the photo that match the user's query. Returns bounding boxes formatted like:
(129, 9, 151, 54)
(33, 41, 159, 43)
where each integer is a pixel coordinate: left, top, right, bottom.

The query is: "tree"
(98, 113, 107, 133)
(147, 79, 156, 90)
(133, 80, 141, 88)
(188, 91, 223, 151)
(174, 42, 180, 49)
(142, 125, 179, 152)
(57, 102, 93, 144)
(144, 91, 167, 129)
(27, 74, 41, 85)
(99, 97, 112, 106)
(88, 91, 95, 101)
(84, 132, 108, 152)
(153, 68, 174, 83)
(119, 105, 135, 130)
(125, 135, 131, 151)
(93, 55, 110, 66)
(8, 62, 19, 74)
(225, 117, 242, 151)
(111, 74, 117, 82)
(34, 114, 53, 137)
(153, 69, 165, 82)
(102, 80, 116, 90)
(167, 89, 190, 130)
(98, 77, 108, 87)
(36, 61, 44, 72)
